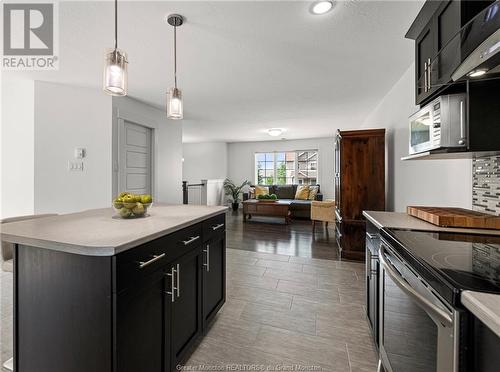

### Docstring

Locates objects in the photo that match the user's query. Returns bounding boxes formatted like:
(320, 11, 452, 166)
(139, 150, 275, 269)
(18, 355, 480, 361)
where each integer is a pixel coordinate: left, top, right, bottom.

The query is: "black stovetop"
(381, 228, 500, 306)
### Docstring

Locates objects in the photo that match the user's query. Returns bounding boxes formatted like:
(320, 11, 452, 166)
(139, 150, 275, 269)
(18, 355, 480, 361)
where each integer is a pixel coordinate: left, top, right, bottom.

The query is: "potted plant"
(223, 178, 250, 211)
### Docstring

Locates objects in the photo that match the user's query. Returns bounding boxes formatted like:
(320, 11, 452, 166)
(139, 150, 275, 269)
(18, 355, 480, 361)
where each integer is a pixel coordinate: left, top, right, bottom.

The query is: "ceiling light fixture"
(267, 128, 284, 137)
(467, 69, 488, 78)
(311, 1, 334, 15)
(166, 14, 184, 120)
(103, 0, 128, 96)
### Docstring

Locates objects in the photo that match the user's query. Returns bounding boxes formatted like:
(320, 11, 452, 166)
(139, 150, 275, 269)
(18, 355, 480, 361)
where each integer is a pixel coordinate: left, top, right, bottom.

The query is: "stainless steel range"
(378, 229, 500, 372)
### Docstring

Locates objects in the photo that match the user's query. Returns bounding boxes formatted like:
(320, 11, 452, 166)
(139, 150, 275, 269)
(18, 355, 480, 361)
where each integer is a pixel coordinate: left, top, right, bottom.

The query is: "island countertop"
(0, 204, 228, 256)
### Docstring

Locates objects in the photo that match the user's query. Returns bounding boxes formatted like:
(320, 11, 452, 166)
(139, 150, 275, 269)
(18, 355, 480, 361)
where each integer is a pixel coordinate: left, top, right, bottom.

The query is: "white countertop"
(462, 291, 500, 338)
(0, 205, 228, 256)
(363, 211, 500, 236)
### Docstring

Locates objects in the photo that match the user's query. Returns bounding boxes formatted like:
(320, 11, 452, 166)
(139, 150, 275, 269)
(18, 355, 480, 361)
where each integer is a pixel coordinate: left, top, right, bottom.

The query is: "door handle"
(458, 100, 466, 145)
(182, 235, 200, 246)
(379, 245, 452, 327)
(211, 223, 224, 231)
(424, 61, 428, 92)
(138, 253, 165, 269)
(176, 263, 180, 298)
(427, 58, 432, 91)
(165, 266, 177, 303)
(203, 244, 210, 272)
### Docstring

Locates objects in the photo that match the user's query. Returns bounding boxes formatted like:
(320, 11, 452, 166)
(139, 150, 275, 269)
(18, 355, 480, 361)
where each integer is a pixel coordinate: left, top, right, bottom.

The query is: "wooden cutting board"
(407, 206, 500, 230)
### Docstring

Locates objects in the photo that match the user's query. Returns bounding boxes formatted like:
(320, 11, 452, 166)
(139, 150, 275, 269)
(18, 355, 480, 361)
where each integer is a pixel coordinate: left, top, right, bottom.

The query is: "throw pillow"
(295, 185, 310, 200)
(308, 186, 319, 200)
(255, 185, 269, 197)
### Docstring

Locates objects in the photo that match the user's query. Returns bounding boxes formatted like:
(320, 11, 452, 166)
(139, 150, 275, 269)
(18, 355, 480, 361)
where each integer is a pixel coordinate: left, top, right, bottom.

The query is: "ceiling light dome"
(267, 128, 284, 137)
(312, 1, 334, 15)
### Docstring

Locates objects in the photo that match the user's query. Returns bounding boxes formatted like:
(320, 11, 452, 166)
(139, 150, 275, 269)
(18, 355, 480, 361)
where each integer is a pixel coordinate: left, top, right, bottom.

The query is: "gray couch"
(249, 184, 322, 219)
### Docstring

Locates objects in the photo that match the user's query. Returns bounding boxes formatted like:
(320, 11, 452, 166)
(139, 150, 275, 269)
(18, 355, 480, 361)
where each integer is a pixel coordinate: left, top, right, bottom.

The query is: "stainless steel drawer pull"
(182, 235, 200, 245)
(203, 244, 210, 272)
(165, 266, 177, 303)
(211, 223, 224, 231)
(138, 253, 165, 269)
(176, 263, 180, 298)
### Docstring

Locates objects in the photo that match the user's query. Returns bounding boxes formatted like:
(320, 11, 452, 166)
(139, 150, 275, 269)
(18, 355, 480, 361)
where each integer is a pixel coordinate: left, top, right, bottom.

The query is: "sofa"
(248, 184, 323, 219)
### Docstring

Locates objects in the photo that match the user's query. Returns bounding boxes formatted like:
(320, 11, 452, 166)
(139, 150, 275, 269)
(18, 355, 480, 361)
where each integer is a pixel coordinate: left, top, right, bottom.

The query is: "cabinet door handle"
(427, 58, 432, 91)
(165, 266, 176, 303)
(176, 263, 180, 298)
(138, 253, 165, 269)
(182, 235, 200, 246)
(211, 223, 224, 231)
(203, 244, 210, 272)
(424, 61, 428, 92)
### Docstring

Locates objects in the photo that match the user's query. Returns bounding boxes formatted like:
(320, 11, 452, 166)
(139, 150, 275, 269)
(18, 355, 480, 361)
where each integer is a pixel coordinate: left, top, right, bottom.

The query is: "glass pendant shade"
(103, 48, 128, 96)
(167, 87, 183, 119)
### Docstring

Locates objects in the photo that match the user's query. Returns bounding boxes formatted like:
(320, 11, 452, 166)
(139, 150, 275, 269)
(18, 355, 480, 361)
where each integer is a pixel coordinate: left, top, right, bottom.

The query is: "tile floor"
(184, 248, 378, 372)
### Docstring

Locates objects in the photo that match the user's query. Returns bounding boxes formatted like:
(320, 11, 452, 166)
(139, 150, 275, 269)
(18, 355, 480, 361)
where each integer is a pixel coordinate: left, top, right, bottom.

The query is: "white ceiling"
(9, 0, 424, 143)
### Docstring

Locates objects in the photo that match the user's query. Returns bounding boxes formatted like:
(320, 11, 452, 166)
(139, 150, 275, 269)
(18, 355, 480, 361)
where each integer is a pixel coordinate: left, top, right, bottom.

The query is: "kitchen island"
(1, 205, 228, 372)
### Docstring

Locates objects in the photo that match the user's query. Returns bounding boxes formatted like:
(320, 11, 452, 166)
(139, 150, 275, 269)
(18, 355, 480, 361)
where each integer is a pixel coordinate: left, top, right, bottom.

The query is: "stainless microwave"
(408, 94, 467, 155)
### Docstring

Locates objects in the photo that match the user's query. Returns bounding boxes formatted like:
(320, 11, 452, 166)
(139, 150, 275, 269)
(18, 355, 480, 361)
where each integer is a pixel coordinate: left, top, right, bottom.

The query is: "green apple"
(122, 195, 136, 208)
(140, 194, 152, 204)
(113, 197, 124, 209)
(119, 192, 129, 198)
(132, 202, 145, 216)
(119, 207, 132, 218)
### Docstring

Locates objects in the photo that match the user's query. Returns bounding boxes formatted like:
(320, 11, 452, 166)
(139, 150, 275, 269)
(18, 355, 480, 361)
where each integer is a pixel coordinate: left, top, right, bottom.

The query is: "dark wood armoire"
(334, 129, 385, 261)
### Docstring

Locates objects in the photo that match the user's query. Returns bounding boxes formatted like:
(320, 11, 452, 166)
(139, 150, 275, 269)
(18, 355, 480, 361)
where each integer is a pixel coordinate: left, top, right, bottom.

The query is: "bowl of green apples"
(113, 192, 153, 219)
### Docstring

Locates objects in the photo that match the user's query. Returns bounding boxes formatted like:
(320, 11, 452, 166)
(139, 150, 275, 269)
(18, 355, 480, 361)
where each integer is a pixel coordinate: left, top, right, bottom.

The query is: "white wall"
(227, 138, 334, 200)
(362, 64, 472, 212)
(182, 142, 228, 184)
(113, 97, 183, 205)
(34, 82, 113, 214)
(1, 77, 35, 218)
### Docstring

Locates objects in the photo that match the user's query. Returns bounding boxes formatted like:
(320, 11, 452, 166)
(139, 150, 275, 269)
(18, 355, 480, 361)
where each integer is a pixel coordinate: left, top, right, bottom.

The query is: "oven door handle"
(380, 245, 453, 327)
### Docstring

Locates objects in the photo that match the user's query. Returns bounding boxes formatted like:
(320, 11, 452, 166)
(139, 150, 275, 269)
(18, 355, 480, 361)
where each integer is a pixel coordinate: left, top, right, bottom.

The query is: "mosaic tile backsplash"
(473, 155, 500, 216)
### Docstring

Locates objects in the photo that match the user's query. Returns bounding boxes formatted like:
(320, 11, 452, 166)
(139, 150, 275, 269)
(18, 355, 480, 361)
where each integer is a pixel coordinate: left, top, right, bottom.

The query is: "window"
(255, 150, 318, 185)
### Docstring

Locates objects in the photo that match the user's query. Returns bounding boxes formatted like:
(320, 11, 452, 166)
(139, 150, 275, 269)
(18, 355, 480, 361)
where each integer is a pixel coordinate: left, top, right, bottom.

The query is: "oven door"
(379, 242, 459, 372)
(409, 104, 435, 154)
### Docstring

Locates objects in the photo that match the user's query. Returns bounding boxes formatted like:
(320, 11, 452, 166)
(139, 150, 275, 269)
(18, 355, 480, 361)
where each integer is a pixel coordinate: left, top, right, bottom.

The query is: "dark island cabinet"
(202, 229, 226, 326)
(14, 212, 226, 372)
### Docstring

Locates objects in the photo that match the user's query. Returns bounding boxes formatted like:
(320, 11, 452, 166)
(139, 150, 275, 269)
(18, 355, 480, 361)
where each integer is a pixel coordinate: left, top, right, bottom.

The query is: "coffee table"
(242, 199, 291, 224)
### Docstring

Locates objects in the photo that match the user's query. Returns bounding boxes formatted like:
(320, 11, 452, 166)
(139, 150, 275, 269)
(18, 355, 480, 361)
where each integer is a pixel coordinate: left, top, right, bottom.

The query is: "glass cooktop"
(381, 228, 500, 304)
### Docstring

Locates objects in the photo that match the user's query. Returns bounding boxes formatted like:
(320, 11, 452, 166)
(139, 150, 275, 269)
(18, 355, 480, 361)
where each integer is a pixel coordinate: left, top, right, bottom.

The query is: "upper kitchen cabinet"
(407, 0, 496, 105)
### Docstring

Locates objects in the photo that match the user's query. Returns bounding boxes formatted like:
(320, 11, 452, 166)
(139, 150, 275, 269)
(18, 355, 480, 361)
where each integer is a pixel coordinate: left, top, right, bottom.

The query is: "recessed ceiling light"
(311, 1, 334, 15)
(467, 69, 488, 78)
(267, 128, 284, 137)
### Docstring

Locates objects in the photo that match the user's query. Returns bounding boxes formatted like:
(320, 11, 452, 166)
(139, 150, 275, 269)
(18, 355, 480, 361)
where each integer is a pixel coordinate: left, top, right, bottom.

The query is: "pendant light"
(166, 14, 184, 120)
(103, 0, 128, 96)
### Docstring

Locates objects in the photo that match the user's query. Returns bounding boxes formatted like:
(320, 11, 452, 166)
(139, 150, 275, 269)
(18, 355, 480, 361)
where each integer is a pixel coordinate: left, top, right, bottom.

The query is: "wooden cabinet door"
(202, 234, 226, 327)
(116, 270, 166, 372)
(170, 248, 203, 368)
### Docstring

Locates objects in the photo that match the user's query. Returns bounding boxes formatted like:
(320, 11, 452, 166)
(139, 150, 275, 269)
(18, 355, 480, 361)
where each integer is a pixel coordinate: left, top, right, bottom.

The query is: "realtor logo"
(2, 2, 58, 69)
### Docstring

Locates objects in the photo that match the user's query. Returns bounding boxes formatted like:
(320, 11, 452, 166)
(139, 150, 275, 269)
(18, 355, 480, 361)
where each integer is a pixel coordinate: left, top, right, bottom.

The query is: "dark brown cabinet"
(116, 270, 167, 372)
(170, 248, 204, 368)
(334, 129, 385, 261)
(14, 213, 226, 372)
(407, 0, 494, 105)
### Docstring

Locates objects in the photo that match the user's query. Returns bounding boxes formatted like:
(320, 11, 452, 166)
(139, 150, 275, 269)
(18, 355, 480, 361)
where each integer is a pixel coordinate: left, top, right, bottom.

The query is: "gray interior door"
(119, 120, 152, 195)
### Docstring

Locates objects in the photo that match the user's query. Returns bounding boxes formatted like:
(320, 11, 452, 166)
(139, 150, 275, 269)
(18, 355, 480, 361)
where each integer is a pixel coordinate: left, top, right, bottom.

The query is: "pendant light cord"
(174, 25, 177, 89)
(114, 0, 118, 49)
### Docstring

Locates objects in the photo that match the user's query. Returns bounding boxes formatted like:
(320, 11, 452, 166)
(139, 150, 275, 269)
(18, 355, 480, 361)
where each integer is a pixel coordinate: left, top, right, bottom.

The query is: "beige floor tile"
(316, 315, 373, 348)
(347, 343, 379, 372)
(253, 325, 351, 371)
(255, 259, 303, 272)
(204, 316, 261, 347)
(290, 255, 338, 268)
(226, 255, 259, 266)
(292, 296, 365, 321)
(227, 285, 293, 310)
(226, 272, 279, 290)
(263, 268, 319, 285)
(239, 302, 316, 335)
(338, 287, 366, 305)
(216, 299, 248, 320)
(277, 279, 340, 302)
(246, 251, 291, 262)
